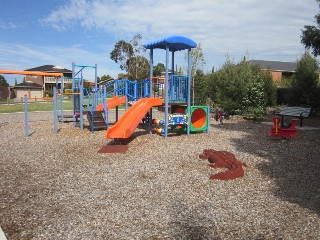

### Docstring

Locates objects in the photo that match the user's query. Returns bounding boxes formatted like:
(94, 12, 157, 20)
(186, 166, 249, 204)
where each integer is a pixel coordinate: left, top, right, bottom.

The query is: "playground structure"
(103, 35, 210, 140)
(268, 115, 298, 138)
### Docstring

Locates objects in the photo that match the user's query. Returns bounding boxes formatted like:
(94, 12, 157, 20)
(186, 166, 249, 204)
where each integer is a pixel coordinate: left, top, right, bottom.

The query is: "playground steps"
(87, 111, 107, 130)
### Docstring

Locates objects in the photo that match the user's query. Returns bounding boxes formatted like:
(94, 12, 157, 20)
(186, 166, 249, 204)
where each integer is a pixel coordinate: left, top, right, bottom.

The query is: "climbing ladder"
(87, 111, 107, 131)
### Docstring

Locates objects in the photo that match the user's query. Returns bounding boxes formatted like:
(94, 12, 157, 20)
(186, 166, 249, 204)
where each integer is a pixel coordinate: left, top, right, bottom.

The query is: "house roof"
(25, 65, 72, 74)
(14, 81, 43, 89)
(144, 36, 197, 52)
(249, 60, 297, 72)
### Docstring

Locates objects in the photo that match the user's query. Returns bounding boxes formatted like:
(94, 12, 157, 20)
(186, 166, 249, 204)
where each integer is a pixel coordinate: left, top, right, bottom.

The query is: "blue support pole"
(134, 80, 137, 100)
(61, 89, 64, 123)
(24, 94, 28, 138)
(172, 51, 175, 75)
(72, 62, 75, 126)
(103, 85, 108, 128)
(91, 96, 95, 134)
(149, 49, 153, 97)
(165, 45, 169, 138)
(94, 64, 98, 107)
(187, 49, 192, 136)
(171, 51, 175, 102)
(148, 48, 154, 134)
(125, 80, 128, 110)
(80, 85, 84, 133)
(115, 80, 118, 96)
(53, 87, 58, 135)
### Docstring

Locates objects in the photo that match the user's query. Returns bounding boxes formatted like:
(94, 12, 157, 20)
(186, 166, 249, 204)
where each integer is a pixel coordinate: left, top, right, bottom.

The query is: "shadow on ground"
(217, 116, 320, 215)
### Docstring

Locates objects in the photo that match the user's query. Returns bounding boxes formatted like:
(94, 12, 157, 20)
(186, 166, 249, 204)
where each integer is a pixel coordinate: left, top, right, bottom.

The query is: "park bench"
(274, 106, 311, 127)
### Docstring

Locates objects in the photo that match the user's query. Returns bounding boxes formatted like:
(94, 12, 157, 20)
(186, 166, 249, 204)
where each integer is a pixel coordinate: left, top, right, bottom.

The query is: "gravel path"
(0, 110, 320, 239)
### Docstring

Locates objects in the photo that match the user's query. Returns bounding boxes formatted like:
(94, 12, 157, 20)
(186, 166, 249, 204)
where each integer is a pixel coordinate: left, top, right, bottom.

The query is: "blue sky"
(0, 0, 318, 85)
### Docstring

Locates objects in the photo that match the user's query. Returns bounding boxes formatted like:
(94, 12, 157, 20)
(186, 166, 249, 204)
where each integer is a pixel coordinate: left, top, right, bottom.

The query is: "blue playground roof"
(144, 36, 197, 52)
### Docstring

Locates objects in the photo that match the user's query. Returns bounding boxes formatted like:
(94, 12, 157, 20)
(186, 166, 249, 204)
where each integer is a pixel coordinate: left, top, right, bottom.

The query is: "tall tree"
(184, 43, 205, 104)
(193, 69, 207, 104)
(0, 75, 9, 87)
(127, 56, 149, 80)
(293, 51, 319, 106)
(110, 40, 133, 71)
(301, 0, 320, 56)
(110, 34, 149, 80)
(129, 34, 149, 80)
(99, 74, 113, 83)
(153, 63, 165, 76)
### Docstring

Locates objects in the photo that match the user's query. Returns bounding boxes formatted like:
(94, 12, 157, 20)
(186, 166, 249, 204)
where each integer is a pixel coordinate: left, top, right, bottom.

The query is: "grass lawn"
(0, 101, 73, 114)
(0, 99, 126, 114)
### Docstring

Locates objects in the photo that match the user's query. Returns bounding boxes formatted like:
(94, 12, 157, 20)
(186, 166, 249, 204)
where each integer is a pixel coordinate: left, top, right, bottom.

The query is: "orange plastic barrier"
(96, 96, 126, 111)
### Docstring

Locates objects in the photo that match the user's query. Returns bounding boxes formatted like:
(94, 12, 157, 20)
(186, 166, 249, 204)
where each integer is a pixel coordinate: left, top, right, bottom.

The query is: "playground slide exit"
(105, 97, 162, 139)
(96, 96, 126, 111)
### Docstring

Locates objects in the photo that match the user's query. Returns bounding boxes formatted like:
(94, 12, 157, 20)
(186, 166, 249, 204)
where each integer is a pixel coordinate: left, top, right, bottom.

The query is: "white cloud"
(0, 21, 17, 30)
(40, 0, 318, 70)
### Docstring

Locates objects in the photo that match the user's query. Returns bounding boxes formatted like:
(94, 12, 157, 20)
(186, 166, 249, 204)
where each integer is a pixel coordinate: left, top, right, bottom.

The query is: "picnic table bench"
(274, 106, 311, 127)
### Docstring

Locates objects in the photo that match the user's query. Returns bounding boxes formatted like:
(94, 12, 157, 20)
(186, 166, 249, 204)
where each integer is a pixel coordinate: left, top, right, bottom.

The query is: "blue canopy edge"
(144, 35, 197, 52)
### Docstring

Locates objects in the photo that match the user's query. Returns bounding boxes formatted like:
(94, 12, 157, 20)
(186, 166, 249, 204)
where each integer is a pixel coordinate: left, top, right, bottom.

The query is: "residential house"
(249, 60, 297, 82)
(13, 65, 72, 98)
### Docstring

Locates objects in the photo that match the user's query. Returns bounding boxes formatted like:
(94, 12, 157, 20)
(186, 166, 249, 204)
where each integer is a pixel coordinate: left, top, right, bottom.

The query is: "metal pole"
(125, 80, 128, 111)
(187, 49, 192, 136)
(95, 64, 98, 107)
(24, 94, 28, 138)
(165, 45, 169, 138)
(80, 85, 84, 133)
(53, 87, 58, 135)
(149, 49, 153, 97)
(103, 85, 108, 128)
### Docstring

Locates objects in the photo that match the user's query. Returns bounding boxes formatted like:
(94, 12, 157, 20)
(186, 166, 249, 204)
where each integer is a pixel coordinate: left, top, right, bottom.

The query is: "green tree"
(193, 69, 207, 104)
(127, 56, 149, 80)
(99, 74, 113, 83)
(153, 63, 165, 76)
(0, 75, 9, 87)
(184, 42, 205, 105)
(129, 34, 149, 80)
(293, 51, 319, 106)
(110, 40, 133, 71)
(301, 0, 320, 56)
(241, 75, 266, 117)
(262, 70, 277, 106)
(207, 56, 274, 115)
(110, 34, 149, 80)
(118, 73, 128, 79)
(214, 57, 253, 112)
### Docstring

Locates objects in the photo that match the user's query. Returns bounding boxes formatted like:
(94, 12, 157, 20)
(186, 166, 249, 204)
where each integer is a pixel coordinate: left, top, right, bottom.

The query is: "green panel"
(190, 106, 209, 132)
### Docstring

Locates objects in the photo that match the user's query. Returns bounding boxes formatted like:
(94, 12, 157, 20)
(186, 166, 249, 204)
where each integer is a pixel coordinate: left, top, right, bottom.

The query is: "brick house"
(249, 60, 297, 82)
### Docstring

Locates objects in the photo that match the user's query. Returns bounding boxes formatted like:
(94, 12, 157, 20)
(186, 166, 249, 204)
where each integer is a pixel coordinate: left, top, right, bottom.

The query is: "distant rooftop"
(249, 60, 297, 72)
(25, 65, 72, 73)
(15, 81, 43, 88)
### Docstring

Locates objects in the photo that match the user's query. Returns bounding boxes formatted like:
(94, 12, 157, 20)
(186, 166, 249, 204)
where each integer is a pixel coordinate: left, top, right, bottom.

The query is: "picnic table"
(274, 106, 311, 127)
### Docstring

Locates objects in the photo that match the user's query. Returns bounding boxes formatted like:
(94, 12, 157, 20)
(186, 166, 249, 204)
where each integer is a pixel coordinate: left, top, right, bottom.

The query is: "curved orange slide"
(96, 96, 126, 111)
(105, 98, 162, 139)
